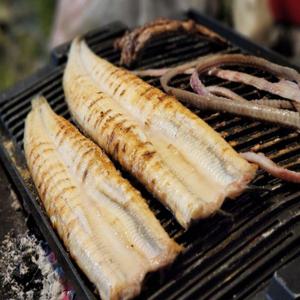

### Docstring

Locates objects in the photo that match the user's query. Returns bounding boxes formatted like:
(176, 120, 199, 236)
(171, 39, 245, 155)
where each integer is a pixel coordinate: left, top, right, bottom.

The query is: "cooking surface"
(0, 13, 299, 300)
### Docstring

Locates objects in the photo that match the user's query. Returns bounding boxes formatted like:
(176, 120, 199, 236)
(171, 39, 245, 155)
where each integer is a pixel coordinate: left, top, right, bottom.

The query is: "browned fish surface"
(24, 96, 181, 300)
(63, 38, 257, 228)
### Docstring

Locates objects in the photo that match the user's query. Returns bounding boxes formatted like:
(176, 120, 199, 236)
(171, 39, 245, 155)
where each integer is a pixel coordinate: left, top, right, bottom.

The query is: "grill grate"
(0, 13, 300, 300)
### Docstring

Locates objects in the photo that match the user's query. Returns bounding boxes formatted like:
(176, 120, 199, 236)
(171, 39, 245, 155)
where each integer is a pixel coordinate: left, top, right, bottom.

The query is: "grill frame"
(0, 11, 299, 300)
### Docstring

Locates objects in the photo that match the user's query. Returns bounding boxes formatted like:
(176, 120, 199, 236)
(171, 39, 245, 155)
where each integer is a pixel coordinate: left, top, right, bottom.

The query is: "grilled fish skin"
(24, 96, 181, 300)
(63, 38, 257, 228)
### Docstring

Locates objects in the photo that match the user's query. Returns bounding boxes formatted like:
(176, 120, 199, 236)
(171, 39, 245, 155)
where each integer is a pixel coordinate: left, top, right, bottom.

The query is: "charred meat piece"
(115, 18, 226, 66)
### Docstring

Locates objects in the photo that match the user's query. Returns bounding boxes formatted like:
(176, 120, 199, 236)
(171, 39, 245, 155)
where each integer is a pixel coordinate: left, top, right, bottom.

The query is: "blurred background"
(1, 0, 300, 92)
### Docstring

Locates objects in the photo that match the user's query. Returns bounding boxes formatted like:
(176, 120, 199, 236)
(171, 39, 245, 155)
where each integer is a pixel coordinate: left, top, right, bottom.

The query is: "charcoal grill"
(0, 10, 300, 300)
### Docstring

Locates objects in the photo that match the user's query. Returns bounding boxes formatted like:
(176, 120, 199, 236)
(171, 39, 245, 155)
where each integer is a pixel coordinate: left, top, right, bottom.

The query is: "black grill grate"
(0, 13, 300, 300)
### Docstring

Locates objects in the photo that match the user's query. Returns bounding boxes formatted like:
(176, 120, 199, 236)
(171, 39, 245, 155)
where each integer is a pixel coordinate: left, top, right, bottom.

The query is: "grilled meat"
(63, 38, 257, 228)
(24, 96, 181, 300)
(160, 54, 300, 130)
(240, 152, 300, 183)
(115, 18, 226, 66)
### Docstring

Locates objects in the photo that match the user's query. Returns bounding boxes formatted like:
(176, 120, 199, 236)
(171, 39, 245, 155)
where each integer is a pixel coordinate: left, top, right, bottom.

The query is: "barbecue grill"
(0, 10, 299, 300)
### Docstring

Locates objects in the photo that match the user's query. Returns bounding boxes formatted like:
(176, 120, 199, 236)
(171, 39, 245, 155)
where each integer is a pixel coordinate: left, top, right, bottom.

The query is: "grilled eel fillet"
(63, 37, 257, 228)
(24, 97, 181, 300)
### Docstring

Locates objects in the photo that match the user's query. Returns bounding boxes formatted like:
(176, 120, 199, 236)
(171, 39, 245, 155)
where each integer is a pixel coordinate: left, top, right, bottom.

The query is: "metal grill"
(0, 12, 299, 300)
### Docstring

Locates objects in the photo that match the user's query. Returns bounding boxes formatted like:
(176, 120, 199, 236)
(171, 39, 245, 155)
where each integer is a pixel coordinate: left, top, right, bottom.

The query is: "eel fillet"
(63, 37, 257, 228)
(24, 97, 181, 300)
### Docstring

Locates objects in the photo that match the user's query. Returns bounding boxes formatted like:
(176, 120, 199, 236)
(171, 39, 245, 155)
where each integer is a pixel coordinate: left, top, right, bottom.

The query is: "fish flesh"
(63, 37, 257, 228)
(64, 38, 257, 228)
(24, 96, 181, 300)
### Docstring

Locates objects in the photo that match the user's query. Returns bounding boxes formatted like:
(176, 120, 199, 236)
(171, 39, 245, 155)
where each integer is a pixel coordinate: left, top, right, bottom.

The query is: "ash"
(0, 231, 63, 299)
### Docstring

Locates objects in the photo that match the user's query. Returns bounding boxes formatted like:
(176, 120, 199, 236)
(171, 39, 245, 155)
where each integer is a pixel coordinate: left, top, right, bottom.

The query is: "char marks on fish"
(63, 38, 257, 228)
(24, 97, 181, 300)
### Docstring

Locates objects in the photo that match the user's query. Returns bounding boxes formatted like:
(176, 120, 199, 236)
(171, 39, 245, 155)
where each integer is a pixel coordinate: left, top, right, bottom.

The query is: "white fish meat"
(24, 96, 181, 300)
(63, 37, 257, 228)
